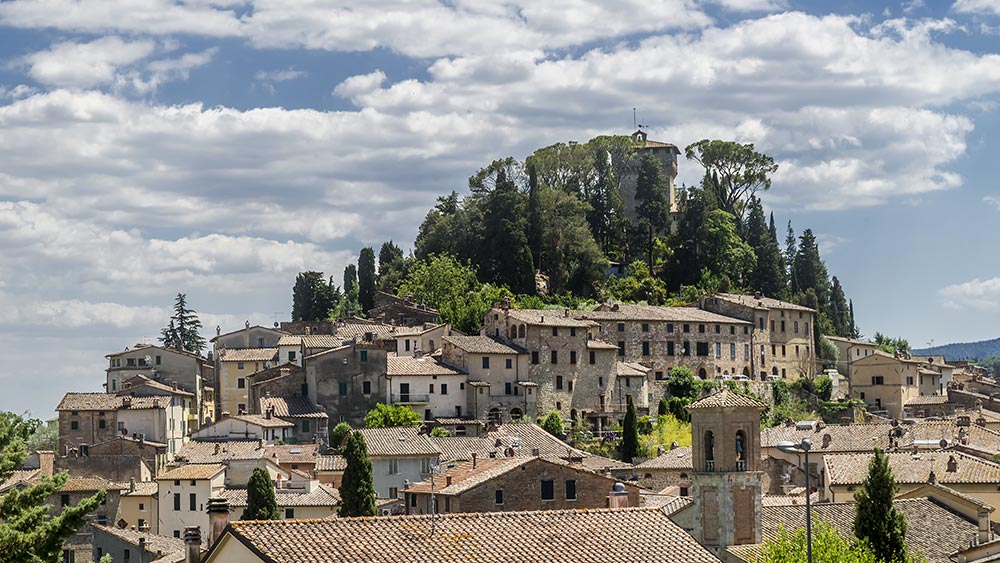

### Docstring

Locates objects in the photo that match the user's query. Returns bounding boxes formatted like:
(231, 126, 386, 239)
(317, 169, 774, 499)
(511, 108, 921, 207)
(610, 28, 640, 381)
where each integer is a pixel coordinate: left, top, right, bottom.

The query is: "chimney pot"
(446, 475, 452, 486)
(472, 452, 477, 469)
(183, 526, 201, 563)
(206, 497, 230, 548)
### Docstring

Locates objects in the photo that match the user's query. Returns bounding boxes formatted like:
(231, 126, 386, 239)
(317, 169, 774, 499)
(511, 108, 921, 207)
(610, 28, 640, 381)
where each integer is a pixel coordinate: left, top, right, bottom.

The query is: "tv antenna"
(632, 108, 648, 131)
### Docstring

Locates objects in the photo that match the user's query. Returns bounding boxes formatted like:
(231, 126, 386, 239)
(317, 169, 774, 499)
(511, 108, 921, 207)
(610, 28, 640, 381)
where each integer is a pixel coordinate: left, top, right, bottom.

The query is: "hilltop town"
(4, 132, 997, 563)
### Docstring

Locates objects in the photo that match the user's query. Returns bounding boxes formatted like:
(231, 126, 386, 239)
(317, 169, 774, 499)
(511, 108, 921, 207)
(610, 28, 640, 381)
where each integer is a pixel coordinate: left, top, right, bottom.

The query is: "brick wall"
(59, 411, 120, 454)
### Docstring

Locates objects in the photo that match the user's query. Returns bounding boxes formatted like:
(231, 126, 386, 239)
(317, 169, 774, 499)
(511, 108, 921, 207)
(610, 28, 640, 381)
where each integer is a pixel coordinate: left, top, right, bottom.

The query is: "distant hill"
(912, 337, 1000, 361)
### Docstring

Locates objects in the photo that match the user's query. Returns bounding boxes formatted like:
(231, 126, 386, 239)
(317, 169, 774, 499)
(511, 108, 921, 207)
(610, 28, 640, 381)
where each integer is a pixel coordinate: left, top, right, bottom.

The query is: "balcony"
(391, 393, 431, 404)
(705, 460, 715, 472)
(736, 460, 747, 472)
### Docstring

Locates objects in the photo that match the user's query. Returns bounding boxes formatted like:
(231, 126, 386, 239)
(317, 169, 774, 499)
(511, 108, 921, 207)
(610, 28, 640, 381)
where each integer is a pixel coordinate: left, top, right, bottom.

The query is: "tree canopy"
(684, 139, 778, 223)
(291, 271, 339, 322)
(363, 403, 422, 428)
(853, 448, 908, 563)
(338, 431, 376, 517)
(241, 467, 279, 521)
(158, 293, 206, 353)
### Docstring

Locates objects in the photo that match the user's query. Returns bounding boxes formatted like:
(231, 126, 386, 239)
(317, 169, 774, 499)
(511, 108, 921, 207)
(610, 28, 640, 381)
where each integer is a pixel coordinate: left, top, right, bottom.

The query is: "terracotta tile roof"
(119, 481, 158, 496)
(105, 343, 205, 361)
(907, 395, 950, 406)
(259, 396, 328, 419)
(120, 375, 195, 396)
(336, 322, 399, 340)
(219, 348, 278, 362)
(504, 309, 597, 328)
(712, 292, 815, 312)
(442, 335, 524, 355)
(762, 423, 893, 452)
(92, 434, 167, 449)
(617, 361, 649, 377)
(0, 469, 39, 492)
(210, 325, 287, 343)
(277, 335, 302, 346)
(578, 304, 750, 324)
(92, 524, 186, 559)
(302, 335, 347, 349)
(315, 455, 346, 472)
(60, 477, 124, 492)
(405, 457, 532, 494)
(659, 495, 694, 515)
(737, 499, 980, 563)
(635, 447, 694, 470)
(57, 392, 126, 411)
(760, 493, 818, 506)
(586, 339, 620, 350)
(156, 463, 226, 481)
(578, 454, 633, 471)
(229, 414, 295, 428)
(825, 451, 1000, 485)
(387, 353, 466, 376)
(224, 507, 719, 563)
(686, 389, 767, 411)
(433, 418, 484, 427)
(431, 423, 591, 462)
(358, 427, 441, 457)
(220, 483, 340, 508)
(175, 440, 267, 463)
(264, 444, 320, 465)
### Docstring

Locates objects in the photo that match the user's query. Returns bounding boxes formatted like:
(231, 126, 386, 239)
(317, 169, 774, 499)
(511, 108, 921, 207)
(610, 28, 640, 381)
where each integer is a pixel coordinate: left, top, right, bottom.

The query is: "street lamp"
(777, 438, 813, 563)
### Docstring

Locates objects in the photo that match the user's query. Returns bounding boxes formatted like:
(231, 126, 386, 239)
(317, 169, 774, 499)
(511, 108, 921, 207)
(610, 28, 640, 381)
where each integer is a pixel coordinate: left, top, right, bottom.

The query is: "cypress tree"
(343, 264, 358, 295)
(378, 241, 403, 273)
(291, 271, 337, 322)
(745, 198, 786, 297)
(621, 395, 640, 463)
(241, 467, 280, 520)
(853, 448, 907, 562)
(479, 166, 535, 294)
(793, 229, 831, 309)
(829, 277, 850, 337)
(526, 161, 543, 271)
(358, 247, 377, 314)
(658, 399, 669, 417)
(339, 431, 376, 517)
(785, 222, 797, 294)
(634, 152, 671, 270)
(849, 299, 859, 338)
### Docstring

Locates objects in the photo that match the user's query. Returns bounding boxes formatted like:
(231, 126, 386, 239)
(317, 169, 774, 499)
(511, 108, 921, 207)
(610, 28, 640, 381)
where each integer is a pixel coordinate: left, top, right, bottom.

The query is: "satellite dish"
(939, 439, 949, 449)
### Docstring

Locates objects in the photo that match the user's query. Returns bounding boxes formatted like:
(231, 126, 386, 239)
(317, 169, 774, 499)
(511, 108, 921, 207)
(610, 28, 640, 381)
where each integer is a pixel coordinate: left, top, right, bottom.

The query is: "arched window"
(488, 408, 502, 423)
(518, 324, 526, 338)
(704, 430, 715, 471)
(509, 408, 523, 421)
(772, 366, 779, 375)
(735, 430, 747, 471)
(644, 473, 653, 479)
(698, 367, 707, 379)
(742, 366, 750, 376)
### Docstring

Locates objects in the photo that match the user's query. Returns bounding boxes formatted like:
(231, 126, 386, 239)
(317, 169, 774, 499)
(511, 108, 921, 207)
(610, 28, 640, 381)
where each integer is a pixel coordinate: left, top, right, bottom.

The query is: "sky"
(1, 0, 1000, 417)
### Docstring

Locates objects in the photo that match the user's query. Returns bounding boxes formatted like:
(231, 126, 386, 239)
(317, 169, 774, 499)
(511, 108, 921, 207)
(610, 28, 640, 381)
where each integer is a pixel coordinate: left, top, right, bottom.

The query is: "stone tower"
(687, 389, 766, 551)
(619, 130, 681, 222)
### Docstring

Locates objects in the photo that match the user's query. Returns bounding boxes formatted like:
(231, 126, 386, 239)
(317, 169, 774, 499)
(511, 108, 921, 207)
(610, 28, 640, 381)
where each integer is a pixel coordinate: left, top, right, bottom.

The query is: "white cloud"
(24, 36, 156, 88)
(953, 0, 1000, 16)
(118, 48, 218, 94)
(332, 70, 387, 100)
(0, 0, 243, 37)
(985, 196, 1000, 210)
(940, 277, 1000, 310)
(255, 68, 306, 82)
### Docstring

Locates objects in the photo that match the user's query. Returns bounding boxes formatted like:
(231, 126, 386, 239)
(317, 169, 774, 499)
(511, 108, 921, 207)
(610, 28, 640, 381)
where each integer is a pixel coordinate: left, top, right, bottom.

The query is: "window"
(339, 382, 348, 396)
(173, 493, 181, 511)
(429, 384, 435, 394)
(667, 323, 674, 333)
(781, 321, 786, 332)
(237, 403, 246, 413)
(127, 358, 136, 366)
(289, 351, 297, 362)
(570, 327, 576, 337)
(237, 377, 246, 389)
(360, 350, 368, 363)
(566, 479, 577, 500)
(302, 420, 311, 433)
(771, 344, 776, 356)
(683, 341, 691, 356)
(872, 376, 885, 385)
(155, 355, 162, 365)
(556, 401, 561, 410)
(556, 376, 563, 390)
(482, 356, 490, 369)
(237, 361, 245, 370)
(61, 494, 69, 507)
(715, 324, 721, 334)
(625, 378, 631, 388)
(495, 489, 504, 505)
(389, 487, 399, 499)
(698, 324, 705, 333)
(589, 351, 596, 364)
(388, 459, 399, 475)
(285, 508, 295, 519)
(569, 350, 578, 365)
(441, 384, 448, 395)
(794, 321, 799, 333)
(617, 342, 625, 356)
(617, 323, 625, 332)
(683, 324, 690, 333)
(173, 531, 180, 538)
(715, 343, 721, 358)
(568, 381, 573, 392)
(860, 392, 865, 400)
(138, 503, 144, 510)
(551, 351, 558, 364)
(502, 358, 511, 369)
(795, 345, 800, 357)
(421, 458, 433, 473)
(805, 322, 810, 333)
(906, 376, 914, 385)
(667, 341, 675, 356)
(541, 479, 555, 500)
(62, 549, 75, 563)
(532, 351, 539, 365)
(190, 493, 197, 511)
(680, 486, 689, 496)
(98, 419, 106, 429)
(730, 343, 736, 359)
(410, 494, 418, 507)
(258, 337, 266, 347)
(405, 340, 411, 352)
(642, 342, 650, 356)
(641, 323, 649, 332)
(696, 342, 709, 356)
(655, 371, 664, 380)
(362, 381, 371, 394)
(138, 518, 145, 529)
(770, 320, 775, 332)
(505, 382, 513, 395)
(744, 344, 750, 359)
(599, 377, 603, 387)
(782, 345, 786, 357)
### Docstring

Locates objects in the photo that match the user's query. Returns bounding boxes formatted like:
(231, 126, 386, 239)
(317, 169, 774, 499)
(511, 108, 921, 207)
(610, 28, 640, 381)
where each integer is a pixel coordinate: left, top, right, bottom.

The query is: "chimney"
(206, 497, 230, 548)
(214, 443, 221, 455)
(37, 451, 55, 477)
(531, 448, 540, 457)
(183, 526, 201, 563)
(446, 475, 452, 486)
(608, 482, 629, 509)
(822, 434, 832, 448)
(138, 537, 146, 553)
(258, 438, 264, 450)
(980, 509, 992, 544)
(129, 477, 136, 493)
(472, 453, 477, 469)
(947, 455, 959, 473)
(928, 470, 937, 484)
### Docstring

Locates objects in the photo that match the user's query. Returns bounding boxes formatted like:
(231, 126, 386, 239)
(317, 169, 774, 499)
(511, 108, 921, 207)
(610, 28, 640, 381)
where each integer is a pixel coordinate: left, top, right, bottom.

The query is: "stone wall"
(306, 343, 387, 425)
(59, 411, 120, 455)
(55, 455, 150, 482)
(636, 467, 691, 493)
(249, 367, 307, 414)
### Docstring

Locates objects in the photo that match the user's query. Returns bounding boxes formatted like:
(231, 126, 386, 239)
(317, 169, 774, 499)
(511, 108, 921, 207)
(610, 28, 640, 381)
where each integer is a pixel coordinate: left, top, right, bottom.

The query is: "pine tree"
(479, 165, 535, 294)
(634, 151, 671, 270)
(241, 467, 279, 520)
(745, 198, 786, 297)
(793, 229, 831, 309)
(621, 395, 640, 463)
(526, 161, 543, 271)
(358, 247, 377, 315)
(158, 293, 206, 353)
(339, 431, 376, 517)
(0, 412, 107, 562)
(853, 448, 907, 562)
(291, 271, 338, 322)
(378, 241, 404, 273)
(768, 213, 788, 297)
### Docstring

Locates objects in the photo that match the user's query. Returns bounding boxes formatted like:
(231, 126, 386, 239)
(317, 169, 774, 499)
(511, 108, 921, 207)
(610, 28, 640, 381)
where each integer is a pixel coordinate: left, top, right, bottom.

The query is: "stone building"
(92, 524, 185, 563)
(440, 335, 533, 422)
(358, 426, 440, 499)
(635, 445, 694, 493)
(851, 350, 948, 417)
(49, 477, 123, 562)
(305, 341, 388, 426)
(156, 463, 226, 543)
(698, 292, 817, 379)
(688, 389, 766, 553)
(481, 307, 620, 422)
(402, 456, 640, 515)
(369, 291, 440, 326)
(619, 129, 681, 221)
(216, 347, 278, 418)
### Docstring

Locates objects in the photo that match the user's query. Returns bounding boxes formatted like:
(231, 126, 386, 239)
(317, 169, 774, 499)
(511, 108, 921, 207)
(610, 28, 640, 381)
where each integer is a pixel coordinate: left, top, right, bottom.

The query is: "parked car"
(733, 375, 750, 381)
(766, 374, 782, 382)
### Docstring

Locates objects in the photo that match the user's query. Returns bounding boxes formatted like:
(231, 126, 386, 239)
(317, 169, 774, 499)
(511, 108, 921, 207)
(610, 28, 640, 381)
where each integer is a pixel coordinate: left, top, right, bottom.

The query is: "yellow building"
(217, 348, 277, 417)
(851, 350, 945, 418)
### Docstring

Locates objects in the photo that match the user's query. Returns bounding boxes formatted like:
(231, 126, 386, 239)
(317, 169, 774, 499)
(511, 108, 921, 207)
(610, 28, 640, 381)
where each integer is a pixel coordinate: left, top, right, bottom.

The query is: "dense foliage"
(241, 467, 279, 521)
(158, 293, 206, 353)
(339, 431, 376, 517)
(853, 449, 908, 563)
(756, 520, 881, 563)
(363, 403, 422, 428)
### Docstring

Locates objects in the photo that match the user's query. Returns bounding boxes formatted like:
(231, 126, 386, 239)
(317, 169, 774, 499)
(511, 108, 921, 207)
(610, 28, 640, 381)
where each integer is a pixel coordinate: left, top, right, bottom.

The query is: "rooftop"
(92, 524, 186, 559)
(635, 446, 694, 470)
(405, 457, 532, 495)
(221, 507, 719, 563)
(156, 463, 227, 481)
(686, 389, 767, 411)
(175, 440, 267, 463)
(503, 308, 596, 328)
(263, 444, 320, 465)
(315, 455, 346, 472)
(259, 396, 328, 419)
(711, 292, 815, 313)
(578, 304, 750, 324)
(228, 414, 295, 429)
(617, 361, 649, 377)
(358, 427, 441, 457)
(430, 423, 586, 461)
(387, 353, 466, 376)
(825, 451, 1000, 485)
(56, 392, 172, 411)
(219, 348, 278, 362)
(441, 335, 524, 355)
(220, 483, 340, 508)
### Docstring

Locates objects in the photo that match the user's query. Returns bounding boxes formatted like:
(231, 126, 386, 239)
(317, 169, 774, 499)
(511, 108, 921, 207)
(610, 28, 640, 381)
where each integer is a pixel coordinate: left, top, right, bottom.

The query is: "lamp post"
(777, 438, 813, 563)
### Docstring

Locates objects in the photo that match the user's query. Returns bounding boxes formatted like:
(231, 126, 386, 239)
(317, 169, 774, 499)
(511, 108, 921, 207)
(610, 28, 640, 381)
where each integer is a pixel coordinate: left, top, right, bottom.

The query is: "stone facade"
(618, 130, 681, 221)
(369, 291, 440, 327)
(89, 436, 167, 477)
(55, 482, 122, 563)
(698, 293, 817, 379)
(403, 457, 640, 515)
(55, 455, 150, 482)
(306, 342, 388, 426)
(248, 364, 307, 410)
(58, 407, 119, 455)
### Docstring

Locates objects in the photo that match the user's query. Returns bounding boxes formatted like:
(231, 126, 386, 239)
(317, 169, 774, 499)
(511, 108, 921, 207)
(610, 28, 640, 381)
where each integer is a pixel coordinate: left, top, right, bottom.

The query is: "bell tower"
(687, 389, 766, 551)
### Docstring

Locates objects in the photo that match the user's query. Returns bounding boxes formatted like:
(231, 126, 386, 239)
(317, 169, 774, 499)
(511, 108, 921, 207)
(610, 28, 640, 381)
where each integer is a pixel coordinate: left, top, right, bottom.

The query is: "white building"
(156, 463, 226, 543)
(358, 427, 440, 499)
(190, 414, 294, 444)
(386, 353, 468, 420)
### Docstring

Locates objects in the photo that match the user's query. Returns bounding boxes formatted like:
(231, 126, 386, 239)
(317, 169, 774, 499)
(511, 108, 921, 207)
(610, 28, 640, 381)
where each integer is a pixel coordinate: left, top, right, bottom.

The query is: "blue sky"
(1, 0, 999, 416)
